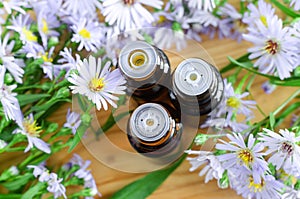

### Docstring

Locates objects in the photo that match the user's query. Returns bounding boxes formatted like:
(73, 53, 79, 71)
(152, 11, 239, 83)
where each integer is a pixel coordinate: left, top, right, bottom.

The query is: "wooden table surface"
(48, 35, 296, 199)
(1, 1, 298, 198)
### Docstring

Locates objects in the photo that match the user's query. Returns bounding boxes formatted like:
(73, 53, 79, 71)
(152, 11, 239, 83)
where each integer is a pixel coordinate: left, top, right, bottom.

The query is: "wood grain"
(1, 1, 298, 198)
(45, 35, 297, 199)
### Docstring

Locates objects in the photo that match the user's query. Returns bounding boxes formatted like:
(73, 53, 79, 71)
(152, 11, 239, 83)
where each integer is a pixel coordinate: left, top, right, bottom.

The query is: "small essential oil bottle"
(171, 58, 224, 123)
(118, 41, 171, 103)
(127, 103, 182, 158)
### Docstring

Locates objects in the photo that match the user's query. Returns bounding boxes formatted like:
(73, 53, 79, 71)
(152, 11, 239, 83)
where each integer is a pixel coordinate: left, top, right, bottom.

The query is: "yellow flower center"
(226, 96, 241, 108)
(23, 119, 42, 137)
(265, 40, 279, 55)
(260, 15, 267, 27)
(89, 77, 105, 92)
(42, 19, 49, 33)
(41, 52, 53, 63)
(237, 149, 253, 166)
(79, 28, 91, 39)
(22, 27, 38, 42)
(158, 16, 167, 24)
(248, 176, 265, 192)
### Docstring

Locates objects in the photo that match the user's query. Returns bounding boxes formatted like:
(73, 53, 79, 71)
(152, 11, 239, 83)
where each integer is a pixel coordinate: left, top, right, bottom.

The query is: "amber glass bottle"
(127, 103, 182, 158)
(170, 58, 224, 124)
(118, 41, 171, 103)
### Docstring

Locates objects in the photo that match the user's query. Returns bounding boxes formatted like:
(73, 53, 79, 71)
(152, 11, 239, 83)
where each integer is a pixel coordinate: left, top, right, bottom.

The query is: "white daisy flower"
(0, 68, 21, 121)
(261, 81, 276, 94)
(0, 32, 24, 83)
(47, 173, 67, 199)
(7, 14, 44, 57)
(258, 128, 300, 178)
(57, 48, 80, 77)
(234, 174, 284, 199)
(63, 109, 81, 135)
(13, 113, 51, 154)
(216, 133, 269, 184)
(290, 0, 300, 11)
(186, 150, 225, 183)
(71, 18, 104, 52)
(102, 0, 163, 31)
(36, 8, 60, 48)
(62, 0, 102, 17)
(28, 165, 67, 199)
(187, 0, 216, 12)
(39, 47, 61, 80)
(2, 0, 28, 14)
(218, 79, 256, 121)
(243, 17, 299, 80)
(68, 56, 126, 111)
(242, 0, 275, 27)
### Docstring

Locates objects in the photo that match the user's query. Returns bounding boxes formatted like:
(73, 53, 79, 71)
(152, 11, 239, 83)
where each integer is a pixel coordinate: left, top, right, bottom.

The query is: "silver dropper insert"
(119, 41, 158, 80)
(129, 103, 170, 142)
(174, 58, 214, 96)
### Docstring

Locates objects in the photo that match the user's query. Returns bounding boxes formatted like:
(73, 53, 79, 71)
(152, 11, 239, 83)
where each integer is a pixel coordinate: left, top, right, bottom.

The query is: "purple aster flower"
(63, 109, 81, 135)
(2, 0, 28, 14)
(36, 8, 60, 48)
(243, 17, 299, 80)
(62, 0, 102, 18)
(7, 14, 44, 58)
(186, 150, 225, 183)
(218, 79, 256, 121)
(102, 0, 163, 32)
(68, 56, 126, 111)
(186, 0, 216, 12)
(69, 154, 101, 198)
(0, 32, 24, 83)
(242, 0, 276, 27)
(290, 0, 300, 11)
(258, 128, 300, 178)
(216, 133, 269, 184)
(0, 67, 21, 121)
(57, 48, 80, 77)
(234, 174, 284, 199)
(47, 173, 67, 199)
(70, 17, 104, 52)
(261, 81, 276, 94)
(218, 3, 247, 42)
(13, 113, 51, 154)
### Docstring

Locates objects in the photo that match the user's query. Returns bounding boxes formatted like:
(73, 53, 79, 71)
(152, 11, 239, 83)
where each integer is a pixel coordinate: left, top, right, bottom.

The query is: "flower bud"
(55, 87, 70, 99)
(81, 113, 92, 125)
(4, 73, 14, 84)
(194, 134, 209, 145)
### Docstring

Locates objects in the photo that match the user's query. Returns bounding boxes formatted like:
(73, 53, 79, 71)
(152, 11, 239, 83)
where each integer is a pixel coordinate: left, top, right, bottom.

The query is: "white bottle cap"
(173, 58, 214, 96)
(129, 103, 170, 142)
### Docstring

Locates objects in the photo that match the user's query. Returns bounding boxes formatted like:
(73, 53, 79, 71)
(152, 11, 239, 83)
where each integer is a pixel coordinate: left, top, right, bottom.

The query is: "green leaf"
(269, 112, 275, 130)
(228, 56, 300, 87)
(68, 123, 90, 152)
(31, 99, 71, 112)
(271, 0, 300, 18)
(220, 53, 250, 74)
(17, 94, 51, 107)
(110, 155, 186, 199)
(21, 182, 45, 199)
(1, 173, 33, 191)
(0, 194, 22, 199)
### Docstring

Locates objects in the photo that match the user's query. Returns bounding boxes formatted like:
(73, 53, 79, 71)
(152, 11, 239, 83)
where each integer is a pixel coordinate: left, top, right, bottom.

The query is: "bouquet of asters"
(0, 0, 299, 198)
